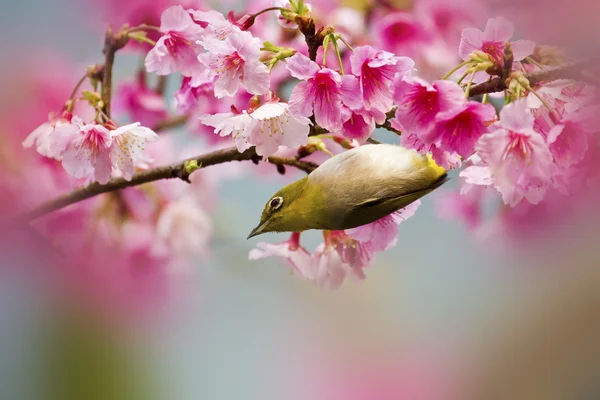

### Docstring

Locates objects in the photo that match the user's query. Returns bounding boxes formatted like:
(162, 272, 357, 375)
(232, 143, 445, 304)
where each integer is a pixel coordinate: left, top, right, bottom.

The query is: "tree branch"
(469, 60, 593, 97)
(16, 147, 318, 222)
(101, 26, 130, 117)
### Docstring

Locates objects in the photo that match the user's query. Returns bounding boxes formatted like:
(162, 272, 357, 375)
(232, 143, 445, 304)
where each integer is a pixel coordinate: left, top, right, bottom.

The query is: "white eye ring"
(269, 196, 283, 210)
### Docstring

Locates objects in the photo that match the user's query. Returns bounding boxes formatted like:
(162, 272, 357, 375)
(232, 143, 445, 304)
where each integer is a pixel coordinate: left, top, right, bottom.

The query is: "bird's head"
(247, 177, 323, 238)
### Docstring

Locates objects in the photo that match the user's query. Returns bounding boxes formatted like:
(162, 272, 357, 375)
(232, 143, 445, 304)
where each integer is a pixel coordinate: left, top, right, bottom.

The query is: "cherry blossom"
(459, 17, 536, 68)
(198, 30, 270, 98)
(349, 45, 415, 114)
(286, 52, 359, 131)
(145, 5, 205, 77)
(393, 77, 465, 135)
(199, 110, 254, 152)
(475, 100, 555, 206)
(429, 100, 496, 157)
(48, 119, 158, 184)
(22, 111, 79, 159)
(248, 101, 311, 157)
(311, 243, 365, 289)
(174, 75, 214, 115)
(249, 232, 314, 278)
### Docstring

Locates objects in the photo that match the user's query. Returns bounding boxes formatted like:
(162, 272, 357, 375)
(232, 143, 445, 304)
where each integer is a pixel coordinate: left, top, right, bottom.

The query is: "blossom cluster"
(10, 0, 598, 308)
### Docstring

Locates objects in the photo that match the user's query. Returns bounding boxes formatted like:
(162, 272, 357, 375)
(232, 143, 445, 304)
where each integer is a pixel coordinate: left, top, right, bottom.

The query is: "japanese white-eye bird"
(247, 144, 448, 239)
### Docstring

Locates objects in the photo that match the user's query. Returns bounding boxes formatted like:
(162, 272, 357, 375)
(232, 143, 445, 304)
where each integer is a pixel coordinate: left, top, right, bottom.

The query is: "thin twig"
(15, 147, 318, 223)
(101, 26, 130, 117)
(469, 60, 594, 97)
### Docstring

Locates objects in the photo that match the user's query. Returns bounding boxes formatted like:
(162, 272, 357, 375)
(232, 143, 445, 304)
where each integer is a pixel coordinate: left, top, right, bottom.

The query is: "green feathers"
(248, 144, 449, 238)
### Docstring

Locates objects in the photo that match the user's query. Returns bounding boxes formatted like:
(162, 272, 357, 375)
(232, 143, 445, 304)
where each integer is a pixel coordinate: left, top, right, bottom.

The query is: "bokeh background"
(1, 1, 600, 399)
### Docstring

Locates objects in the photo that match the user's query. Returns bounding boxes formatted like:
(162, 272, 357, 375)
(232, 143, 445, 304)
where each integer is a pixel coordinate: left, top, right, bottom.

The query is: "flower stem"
(127, 24, 161, 33)
(482, 93, 489, 104)
(127, 33, 156, 46)
(338, 36, 354, 52)
(529, 87, 552, 110)
(465, 70, 476, 98)
(456, 72, 469, 85)
(333, 37, 344, 75)
(68, 73, 89, 101)
(442, 60, 471, 80)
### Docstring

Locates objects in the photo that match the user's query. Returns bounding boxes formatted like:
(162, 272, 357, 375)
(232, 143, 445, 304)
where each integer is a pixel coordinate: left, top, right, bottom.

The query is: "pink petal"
(547, 122, 589, 168)
(483, 17, 514, 42)
(459, 165, 493, 188)
(214, 68, 242, 98)
(349, 45, 377, 76)
(285, 53, 320, 80)
(288, 81, 316, 118)
(228, 30, 261, 60)
(340, 75, 362, 110)
(498, 99, 534, 132)
(510, 40, 536, 61)
(160, 5, 193, 32)
(458, 27, 483, 60)
(145, 37, 175, 75)
(188, 9, 227, 25)
(93, 150, 113, 184)
(340, 112, 375, 143)
(242, 60, 270, 95)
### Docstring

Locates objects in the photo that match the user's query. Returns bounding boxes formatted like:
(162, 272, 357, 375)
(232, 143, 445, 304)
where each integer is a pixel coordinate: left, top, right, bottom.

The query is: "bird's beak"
(247, 219, 270, 239)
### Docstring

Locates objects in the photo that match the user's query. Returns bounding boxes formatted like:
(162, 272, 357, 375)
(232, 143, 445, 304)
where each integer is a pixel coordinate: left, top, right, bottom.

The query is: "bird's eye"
(269, 196, 283, 210)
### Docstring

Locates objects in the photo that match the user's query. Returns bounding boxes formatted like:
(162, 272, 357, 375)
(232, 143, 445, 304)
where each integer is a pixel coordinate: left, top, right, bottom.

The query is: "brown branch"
(101, 26, 130, 117)
(16, 147, 318, 223)
(296, 16, 333, 61)
(469, 60, 593, 97)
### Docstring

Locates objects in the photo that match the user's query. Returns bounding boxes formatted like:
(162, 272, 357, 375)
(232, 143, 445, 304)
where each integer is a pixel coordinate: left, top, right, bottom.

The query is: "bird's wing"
(309, 144, 443, 207)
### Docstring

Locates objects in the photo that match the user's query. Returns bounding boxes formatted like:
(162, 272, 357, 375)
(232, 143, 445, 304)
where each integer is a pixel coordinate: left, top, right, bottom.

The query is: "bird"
(247, 143, 449, 239)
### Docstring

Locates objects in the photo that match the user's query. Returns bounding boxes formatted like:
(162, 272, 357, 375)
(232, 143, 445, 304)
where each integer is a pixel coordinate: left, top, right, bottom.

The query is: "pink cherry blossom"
(145, 5, 205, 77)
(60, 119, 114, 184)
(248, 101, 311, 157)
(428, 100, 496, 157)
(338, 110, 376, 143)
(199, 111, 254, 152)
(174, 75, 214, 115)
(249, 232, 314, 278)
(459, 17, 536, 67)
(346, 200, 421, 251)
(113, 80, 167, 127)
(312, 243, 365, 289)
(547, 117, 590, 169)
(349, 45, 415, 113)
(393, 77, 466, 134)
(375, 12, 433, 59)
(330, 231, 375, 270)
(475, 100, 555, 206)
(459, 154, 494, 193)
(286, 53, 359, 131)
(110, 123, 159, 180)
(54, 120, 158, 184)
(22, 111, 79, 159)
(198, 30, 270, 98)
(189, 9, 240, 41)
